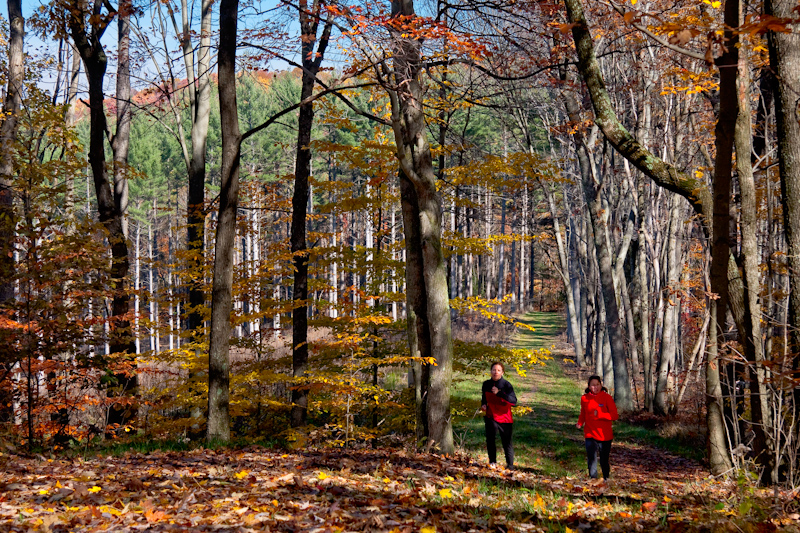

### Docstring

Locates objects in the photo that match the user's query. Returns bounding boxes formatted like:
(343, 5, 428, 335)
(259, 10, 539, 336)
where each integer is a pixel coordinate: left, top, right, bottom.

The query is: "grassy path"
(453, 312, 704, 481)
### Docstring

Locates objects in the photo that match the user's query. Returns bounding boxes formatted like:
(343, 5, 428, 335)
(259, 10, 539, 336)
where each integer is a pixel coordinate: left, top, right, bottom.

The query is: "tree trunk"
(654, 195, 682, 415)
(185, 0, 213, 339)
(68, 1, 136, 429)
(543, 182, 584, 365)
(401, 171, 431, 446)
(766, 0, 800, 456)
(290, 1, 333, 428)
(737, 38, 775, 483)
(389, 0, 453, 453)
(706, 0, 739, 476)
(0, 0, 23, 305)
(207, 0, 241, 443)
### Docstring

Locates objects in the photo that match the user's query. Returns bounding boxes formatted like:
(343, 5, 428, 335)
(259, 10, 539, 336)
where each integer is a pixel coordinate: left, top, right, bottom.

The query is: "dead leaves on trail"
(0, 447, 798, 532)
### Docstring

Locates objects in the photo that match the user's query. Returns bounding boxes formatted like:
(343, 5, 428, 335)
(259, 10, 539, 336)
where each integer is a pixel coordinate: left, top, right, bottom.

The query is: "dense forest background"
(1, 0, 799, 487)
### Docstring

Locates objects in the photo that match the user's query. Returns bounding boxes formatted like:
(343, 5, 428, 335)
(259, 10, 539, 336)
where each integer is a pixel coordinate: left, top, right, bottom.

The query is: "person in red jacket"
(481, 362, 517, 469)
(576, 375, 618, 481)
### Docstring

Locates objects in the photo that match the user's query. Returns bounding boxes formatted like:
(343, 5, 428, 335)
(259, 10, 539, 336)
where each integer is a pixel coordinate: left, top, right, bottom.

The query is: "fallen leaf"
(642, 502, 658, 513)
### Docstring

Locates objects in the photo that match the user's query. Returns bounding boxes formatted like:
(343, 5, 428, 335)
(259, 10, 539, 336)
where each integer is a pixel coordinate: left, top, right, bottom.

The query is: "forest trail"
(506, 313, 708, 496)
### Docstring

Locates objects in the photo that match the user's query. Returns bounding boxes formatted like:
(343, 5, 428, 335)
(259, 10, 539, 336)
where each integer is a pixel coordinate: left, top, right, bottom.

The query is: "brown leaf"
(669, 29, 693, 46)
(124, 477, 145, 491)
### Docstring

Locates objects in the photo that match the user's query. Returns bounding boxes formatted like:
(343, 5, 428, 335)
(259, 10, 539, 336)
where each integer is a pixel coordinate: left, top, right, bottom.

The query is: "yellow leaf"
(444, 476, 454, 481)
(272, 500, 279, 507)
(383, 477, 391, 483)
(38, 489, 49, 495)
(663, 495, 672, 502)
(712, 0, 721, 6)
(439, 488, 453, 498)
(318, 472, 329, 480)
(630, 0, 637, 4)
(56, 481, 62, 488)
(421, 527, 437, 533)
(88, 486, 101, 493)
(235, 470, 249, 480)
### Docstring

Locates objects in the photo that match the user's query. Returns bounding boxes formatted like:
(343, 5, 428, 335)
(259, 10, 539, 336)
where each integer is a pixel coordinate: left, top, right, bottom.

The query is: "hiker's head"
(490, 362, 504, 381)
(585, 375, 607, 394)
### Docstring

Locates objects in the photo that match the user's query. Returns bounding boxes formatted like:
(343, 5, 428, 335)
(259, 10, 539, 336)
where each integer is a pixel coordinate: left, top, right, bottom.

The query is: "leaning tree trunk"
(207, 0, 241, 443)
(561, 0, 734, 474)
(389, 0, 454, 454)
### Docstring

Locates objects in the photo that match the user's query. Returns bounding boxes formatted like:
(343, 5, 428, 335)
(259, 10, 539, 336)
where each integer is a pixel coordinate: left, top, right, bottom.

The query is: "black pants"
(585, 438, 612, 479)
(485, 417, 514, 467)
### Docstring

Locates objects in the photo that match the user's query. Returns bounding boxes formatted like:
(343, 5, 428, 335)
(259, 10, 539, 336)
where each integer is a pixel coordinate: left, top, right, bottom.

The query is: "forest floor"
(1, 313, 799, 532)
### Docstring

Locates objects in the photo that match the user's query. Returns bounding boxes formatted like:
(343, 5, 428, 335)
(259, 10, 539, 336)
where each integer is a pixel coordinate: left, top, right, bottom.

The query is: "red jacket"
(482, 378, 517, 424)
(578, 390, 618, 441)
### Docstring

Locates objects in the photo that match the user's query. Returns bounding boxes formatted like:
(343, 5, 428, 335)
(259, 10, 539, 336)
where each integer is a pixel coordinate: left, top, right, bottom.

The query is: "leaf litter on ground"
(0, 445, 798, 532)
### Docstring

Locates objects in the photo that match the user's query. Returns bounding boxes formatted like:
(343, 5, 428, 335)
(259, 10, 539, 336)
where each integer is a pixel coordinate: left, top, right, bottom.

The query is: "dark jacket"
(481, 377, 517, 423)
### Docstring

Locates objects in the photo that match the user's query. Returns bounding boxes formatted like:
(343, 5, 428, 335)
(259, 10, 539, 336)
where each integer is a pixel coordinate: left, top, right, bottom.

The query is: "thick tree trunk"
(400, 171, 431, 446)
(766, 0, 800, 446)
(106, 0, 137, 427)
(207, 0, 241, 443)
(706, 0, 739, 476)
(389, 0, 453, 453)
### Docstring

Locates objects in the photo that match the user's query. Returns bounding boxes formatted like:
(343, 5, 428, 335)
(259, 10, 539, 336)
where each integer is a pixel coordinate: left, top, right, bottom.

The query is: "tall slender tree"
(207, 0, 241, 443)
(290, 0, 334, 429)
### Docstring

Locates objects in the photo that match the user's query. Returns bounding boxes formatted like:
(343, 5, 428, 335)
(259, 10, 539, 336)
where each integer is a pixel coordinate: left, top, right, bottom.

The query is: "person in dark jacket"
(481, 361, 517, 469)
(576, 375, 618, 482)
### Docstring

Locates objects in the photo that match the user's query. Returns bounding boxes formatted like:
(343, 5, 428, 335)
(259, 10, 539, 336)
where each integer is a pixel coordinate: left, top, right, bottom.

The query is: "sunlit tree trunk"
(207, 0, 240, 443)
(389, 0, 453, 453)
(654, 195, 682, 415)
